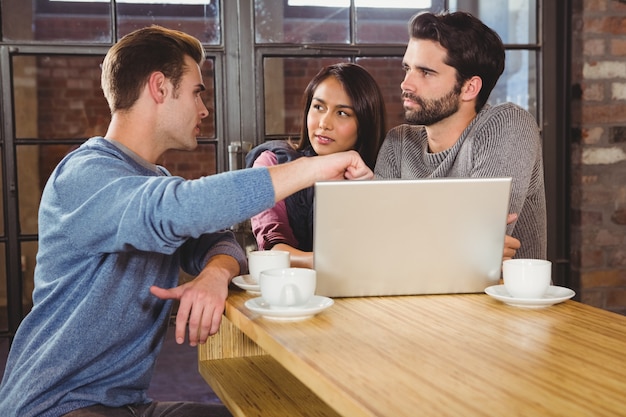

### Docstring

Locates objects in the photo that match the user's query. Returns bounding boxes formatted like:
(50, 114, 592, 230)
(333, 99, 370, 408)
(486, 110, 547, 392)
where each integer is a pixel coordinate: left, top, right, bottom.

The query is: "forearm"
(267, 151, 373, 203)
(268, 157, 318, 203)
(272, 243, 313, 269)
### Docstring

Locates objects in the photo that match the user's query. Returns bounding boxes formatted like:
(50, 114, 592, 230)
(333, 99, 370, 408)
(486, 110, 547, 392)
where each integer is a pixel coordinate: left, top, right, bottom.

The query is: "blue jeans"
(62, 402, 232, 417)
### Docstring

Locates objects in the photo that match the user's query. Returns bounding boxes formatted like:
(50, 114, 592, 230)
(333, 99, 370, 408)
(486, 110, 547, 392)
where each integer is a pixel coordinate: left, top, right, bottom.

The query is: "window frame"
(0, 0, 571, 340)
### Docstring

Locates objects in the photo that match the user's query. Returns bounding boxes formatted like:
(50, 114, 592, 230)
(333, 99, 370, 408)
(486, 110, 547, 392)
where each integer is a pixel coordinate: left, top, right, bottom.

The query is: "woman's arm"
(251, 151, 299, 250)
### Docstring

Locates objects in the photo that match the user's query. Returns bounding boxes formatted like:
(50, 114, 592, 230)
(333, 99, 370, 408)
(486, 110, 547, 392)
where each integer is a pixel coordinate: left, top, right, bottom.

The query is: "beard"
(403, 83, 462, 126)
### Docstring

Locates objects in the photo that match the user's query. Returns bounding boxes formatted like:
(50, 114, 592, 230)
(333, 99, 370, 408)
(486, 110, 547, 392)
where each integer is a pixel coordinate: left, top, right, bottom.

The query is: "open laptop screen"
(313, 178, 512, 297)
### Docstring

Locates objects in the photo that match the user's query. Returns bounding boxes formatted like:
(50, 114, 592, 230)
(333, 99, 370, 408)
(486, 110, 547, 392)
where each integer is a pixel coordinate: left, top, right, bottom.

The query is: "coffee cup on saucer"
(248, 250, 290, 283)
(502, 258, 551, 299)
(259, 267, 316, 309)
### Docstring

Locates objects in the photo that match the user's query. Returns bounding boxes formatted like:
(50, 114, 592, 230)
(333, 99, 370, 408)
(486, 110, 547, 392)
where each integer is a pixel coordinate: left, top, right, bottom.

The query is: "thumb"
(150, 285, 181, 301)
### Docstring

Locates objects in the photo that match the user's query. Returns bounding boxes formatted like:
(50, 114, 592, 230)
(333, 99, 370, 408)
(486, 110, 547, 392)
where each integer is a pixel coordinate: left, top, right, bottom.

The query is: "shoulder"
(470, 103, 540, 142)
(253, 150, 279, 168)
(245, 140, 301, 167)
(479, 103, 538, 126)
(383, 124, 425, 146)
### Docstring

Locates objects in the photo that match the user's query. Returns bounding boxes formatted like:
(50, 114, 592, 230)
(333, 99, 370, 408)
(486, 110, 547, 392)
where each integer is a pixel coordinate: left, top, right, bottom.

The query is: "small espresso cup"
(248, 250, 290, 283)
(259, 267, 316, 308)
(502, 258, 552, 299)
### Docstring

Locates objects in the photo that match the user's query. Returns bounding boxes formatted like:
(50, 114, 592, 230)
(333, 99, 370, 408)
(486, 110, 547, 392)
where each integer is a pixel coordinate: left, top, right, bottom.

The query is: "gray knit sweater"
(374, 103, 547, 260)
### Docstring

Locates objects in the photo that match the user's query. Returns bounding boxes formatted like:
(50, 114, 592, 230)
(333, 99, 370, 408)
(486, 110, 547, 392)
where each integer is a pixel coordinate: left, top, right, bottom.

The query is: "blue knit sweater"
(0, 137, 275, 417)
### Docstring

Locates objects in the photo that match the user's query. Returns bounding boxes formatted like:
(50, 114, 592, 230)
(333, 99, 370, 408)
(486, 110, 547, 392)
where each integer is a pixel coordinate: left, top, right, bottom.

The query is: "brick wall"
(571, 0, 626, 315)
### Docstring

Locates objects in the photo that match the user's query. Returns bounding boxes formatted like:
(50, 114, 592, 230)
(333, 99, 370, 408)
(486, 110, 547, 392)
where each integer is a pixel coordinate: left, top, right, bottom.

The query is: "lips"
(315, 135, 334, 145)
(402, 92, 419, 106)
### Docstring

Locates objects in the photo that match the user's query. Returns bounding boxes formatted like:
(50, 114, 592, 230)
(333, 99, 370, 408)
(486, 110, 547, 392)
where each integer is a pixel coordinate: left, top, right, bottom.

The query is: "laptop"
(313, 177, 512, 297)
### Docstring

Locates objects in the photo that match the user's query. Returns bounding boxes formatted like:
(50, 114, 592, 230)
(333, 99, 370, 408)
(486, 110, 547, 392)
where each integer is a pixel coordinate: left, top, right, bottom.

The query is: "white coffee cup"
(259, 267, 316, 308)
(248, 250, 290, 283)
(502, 258, 552, 299)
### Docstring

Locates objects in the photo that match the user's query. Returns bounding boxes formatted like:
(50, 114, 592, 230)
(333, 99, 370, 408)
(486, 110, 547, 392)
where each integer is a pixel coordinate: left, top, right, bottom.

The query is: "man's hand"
(149, 255, 239, 346)
(503, 213, 521, 261)
(319, 150, 374, 181)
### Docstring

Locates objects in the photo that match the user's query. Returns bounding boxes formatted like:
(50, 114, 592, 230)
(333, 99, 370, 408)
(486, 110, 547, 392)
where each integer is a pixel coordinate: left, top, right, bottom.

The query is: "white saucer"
(485, 285, 575, 308)
(232, 274, 260, 294)
(244, 295, 334, 321)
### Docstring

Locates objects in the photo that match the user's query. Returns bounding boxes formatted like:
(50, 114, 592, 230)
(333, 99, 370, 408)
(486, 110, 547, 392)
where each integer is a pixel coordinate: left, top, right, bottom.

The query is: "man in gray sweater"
(375, 11, 546, 260)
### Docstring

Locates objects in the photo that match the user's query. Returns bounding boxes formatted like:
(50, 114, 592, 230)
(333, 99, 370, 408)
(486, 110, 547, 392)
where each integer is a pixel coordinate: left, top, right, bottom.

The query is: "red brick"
(581, 269, 626, 288)
(607, 288, 626, 307)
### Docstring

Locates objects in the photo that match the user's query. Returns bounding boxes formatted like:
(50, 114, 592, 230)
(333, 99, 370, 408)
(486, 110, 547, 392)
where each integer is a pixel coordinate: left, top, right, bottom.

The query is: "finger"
(345, 167, 374, 180)
(506, 236, 521, 250)
(175, 299, 192, 345)
(503, 248, 517, 260)
(150, 286, 179, 301)
(209, 305, 225, 338)
(506, 213, 518, 224)
(195, 307, 216, 345)
(186, 301, 205, 347)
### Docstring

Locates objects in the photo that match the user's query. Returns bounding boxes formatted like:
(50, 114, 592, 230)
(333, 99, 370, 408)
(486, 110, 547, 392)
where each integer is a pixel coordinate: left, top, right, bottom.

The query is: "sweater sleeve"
(467, 104, 547, 258)
(180, 230, 247, 276)
(250, 151, 300, 249)
(42, 141, 277, 256)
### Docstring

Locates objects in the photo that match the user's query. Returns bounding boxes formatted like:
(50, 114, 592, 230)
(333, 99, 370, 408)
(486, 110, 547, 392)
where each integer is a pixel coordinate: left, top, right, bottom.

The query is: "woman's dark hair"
(296, 63, 386, 170)
(409, 11, 505, 112)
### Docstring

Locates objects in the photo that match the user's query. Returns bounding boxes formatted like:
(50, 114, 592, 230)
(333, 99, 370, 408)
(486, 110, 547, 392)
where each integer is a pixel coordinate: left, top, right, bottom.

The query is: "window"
(2, 0, 221, 44)
(0, 0, 565, 339)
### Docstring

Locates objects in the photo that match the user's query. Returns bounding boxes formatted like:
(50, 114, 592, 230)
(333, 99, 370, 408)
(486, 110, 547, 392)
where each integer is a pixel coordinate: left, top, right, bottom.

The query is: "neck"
(104, 111, 165, 164)
(425, 107, 477, 154)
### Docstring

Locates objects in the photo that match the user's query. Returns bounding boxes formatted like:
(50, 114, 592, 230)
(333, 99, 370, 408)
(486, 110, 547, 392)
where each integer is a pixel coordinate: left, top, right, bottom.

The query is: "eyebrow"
(312, 97, 354, 110)
(403, 61, 439, 75)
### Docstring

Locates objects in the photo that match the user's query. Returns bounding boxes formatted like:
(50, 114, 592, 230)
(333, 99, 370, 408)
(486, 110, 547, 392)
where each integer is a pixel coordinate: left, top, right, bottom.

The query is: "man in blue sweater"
(0, 26, 372, 417)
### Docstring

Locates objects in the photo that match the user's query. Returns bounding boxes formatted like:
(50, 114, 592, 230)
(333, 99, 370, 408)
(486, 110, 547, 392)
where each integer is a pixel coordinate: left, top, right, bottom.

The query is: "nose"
(319, 113, 332, 130)
(198, 99, 209, 119)
(400, 71, 415, 94)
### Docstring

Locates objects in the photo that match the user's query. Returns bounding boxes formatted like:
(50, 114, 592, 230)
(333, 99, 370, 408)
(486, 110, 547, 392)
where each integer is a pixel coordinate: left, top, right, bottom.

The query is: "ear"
(461, 76, 482, 102)
(147, 71, 168, 104)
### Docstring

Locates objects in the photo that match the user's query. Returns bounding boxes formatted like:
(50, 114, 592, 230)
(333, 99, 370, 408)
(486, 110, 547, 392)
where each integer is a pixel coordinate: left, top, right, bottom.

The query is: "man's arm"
(269, 150, 373, 203)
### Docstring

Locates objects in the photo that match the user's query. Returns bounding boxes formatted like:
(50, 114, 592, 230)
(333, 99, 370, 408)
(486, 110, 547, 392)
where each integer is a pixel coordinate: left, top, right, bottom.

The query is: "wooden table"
(198, 289, 626, 417)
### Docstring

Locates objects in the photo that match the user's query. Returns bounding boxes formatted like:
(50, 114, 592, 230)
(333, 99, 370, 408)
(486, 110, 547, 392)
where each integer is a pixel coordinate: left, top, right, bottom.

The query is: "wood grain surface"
(199, 290, 626, 416)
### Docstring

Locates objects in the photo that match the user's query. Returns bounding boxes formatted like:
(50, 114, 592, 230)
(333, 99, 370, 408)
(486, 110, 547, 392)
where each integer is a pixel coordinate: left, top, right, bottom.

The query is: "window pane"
(158, 143, 218, 179)
(13, 55, 215, 140)
(2, 0, 111, 42)
(200, 59, 217, 139)
(255, 1, 349, 44)
(2, 0, 222, 44)
(354, 57, 404, 132)
(263, 57, 350, 137)
(117, 0, 221, 44)
(14, 55, 109, 141)
(0, 153, 3, 236)
(453, 0, 537, 44)
(21, 241, 37, 309)
(355, 1, 444, 44)
(0, 243, 6, 332)
(489, 50, 538, 119)
(16, 146, 43, 236)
